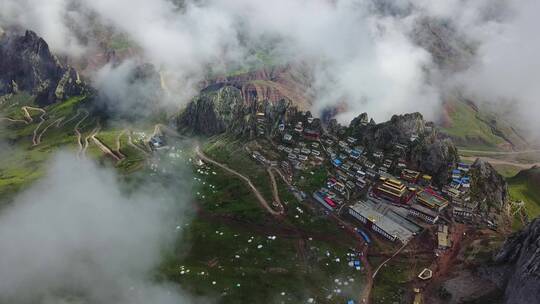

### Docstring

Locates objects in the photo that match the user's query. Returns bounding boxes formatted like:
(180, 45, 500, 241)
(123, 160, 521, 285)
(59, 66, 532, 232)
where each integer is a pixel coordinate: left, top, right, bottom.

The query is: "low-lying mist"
(0, 151, 200, 304)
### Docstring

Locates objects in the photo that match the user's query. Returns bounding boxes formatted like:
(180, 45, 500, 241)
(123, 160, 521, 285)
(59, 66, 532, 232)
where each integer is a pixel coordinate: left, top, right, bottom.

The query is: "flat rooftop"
(410, 203, 439, 218)
(350, 201, 420, 243)
(417, 190, 448, 209)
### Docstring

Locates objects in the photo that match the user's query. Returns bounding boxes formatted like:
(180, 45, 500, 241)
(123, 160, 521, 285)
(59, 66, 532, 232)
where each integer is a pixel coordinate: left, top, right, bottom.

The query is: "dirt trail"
(0, 117, 27, 124)
(21, 106, 44, 123)
(371, 242, 409, 279)
(19, 106, 47, 146)
(74, 110, 89, 156)
(266, 167, 286, 214)
(195, 145, 284, 216)
(91, 131, 124, 162)
(59, 110, 82, 127)
(80, 124, 100, 158)
(35, 117, 64, 145)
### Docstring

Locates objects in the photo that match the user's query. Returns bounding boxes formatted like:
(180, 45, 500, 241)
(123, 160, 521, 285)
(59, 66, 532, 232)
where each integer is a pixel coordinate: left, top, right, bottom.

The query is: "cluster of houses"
(442, 163, 479, 224)
(304, 134, 476, 245)
(275, 117, 326, 171)
(246, 114, 484, 246)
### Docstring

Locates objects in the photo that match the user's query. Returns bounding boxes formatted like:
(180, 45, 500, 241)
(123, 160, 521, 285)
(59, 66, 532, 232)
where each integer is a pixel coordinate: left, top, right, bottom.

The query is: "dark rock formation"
(487, 218, 540, 304)
(177, 85, 300, 137)
(409, 136, 458, 186)
(350, 112, 427, 150)
(349, 112, 459, 185)
(470, 159, 509, 211)
(0, 30, 86, 105)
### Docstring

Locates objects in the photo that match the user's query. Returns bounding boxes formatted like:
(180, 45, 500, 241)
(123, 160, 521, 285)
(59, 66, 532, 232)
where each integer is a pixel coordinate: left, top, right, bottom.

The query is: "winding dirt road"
(195, 145, 284, 216)
(0, 117, 27, 124)
(81, 124, 100, 158)
(20, 106, 47, 146)
(35, 117, 64, 145)
(74, 110, 90, 156)
(266, 167, 286, 214)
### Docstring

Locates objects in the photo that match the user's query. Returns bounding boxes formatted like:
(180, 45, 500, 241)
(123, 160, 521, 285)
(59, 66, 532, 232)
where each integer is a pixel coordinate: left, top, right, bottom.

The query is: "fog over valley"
(1, 1, 540, 304)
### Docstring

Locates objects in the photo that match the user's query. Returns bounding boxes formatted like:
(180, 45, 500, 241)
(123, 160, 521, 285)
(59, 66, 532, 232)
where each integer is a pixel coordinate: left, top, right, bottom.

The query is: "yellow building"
(416, 189, 449, 211)
(374, 179, 414, 204)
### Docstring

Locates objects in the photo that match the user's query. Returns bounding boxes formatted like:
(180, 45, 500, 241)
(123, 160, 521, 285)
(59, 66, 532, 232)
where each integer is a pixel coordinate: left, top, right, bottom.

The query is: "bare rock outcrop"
(470, 159, 509, 211)
(177, 85, 300, 137)
(349, 112, 459, 185)
(486, 218, 540, 304)
(0, 30, 86, 105)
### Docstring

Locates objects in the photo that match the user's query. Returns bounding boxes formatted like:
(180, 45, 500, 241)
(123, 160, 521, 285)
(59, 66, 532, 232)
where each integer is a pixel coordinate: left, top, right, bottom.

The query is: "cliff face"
(488, 218, 540, 304)
(470, 159, 509, 211)
(0, 30, 86, 105)
(349, 112, 459, 185)
(177, 85, 299, 137)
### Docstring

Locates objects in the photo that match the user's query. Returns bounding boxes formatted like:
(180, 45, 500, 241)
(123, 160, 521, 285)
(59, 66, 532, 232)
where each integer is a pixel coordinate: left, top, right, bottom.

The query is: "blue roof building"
(333, 159, 343, 167)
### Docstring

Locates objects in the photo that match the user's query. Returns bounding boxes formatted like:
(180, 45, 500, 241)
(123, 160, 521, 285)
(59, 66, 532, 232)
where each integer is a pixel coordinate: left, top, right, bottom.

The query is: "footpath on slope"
(194, 145, 284, 217)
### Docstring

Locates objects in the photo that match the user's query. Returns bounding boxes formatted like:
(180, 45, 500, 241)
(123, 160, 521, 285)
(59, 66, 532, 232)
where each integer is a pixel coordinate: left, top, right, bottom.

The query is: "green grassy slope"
(0, 93, 147, 202)
(156, 136, 367, 304)
(441, 99, 505, 150)
(508, 167, 540, 219)
(442, 99, 529, 151)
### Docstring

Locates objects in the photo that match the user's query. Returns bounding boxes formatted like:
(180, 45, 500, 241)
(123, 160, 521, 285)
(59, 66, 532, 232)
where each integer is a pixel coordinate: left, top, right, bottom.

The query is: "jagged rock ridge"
(177, 85, 301, 137)
(349, 112, 459, 185)
(470, 159, 509, 211)
(487, 218, 540, 304)
(0, 30, 86, 105)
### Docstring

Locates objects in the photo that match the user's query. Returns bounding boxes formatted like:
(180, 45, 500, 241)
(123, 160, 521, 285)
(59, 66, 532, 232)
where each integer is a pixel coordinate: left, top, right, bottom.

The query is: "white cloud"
(4, 0, 537, 134)
(0, 0, 443, 122)
(0, 151, 197, 304)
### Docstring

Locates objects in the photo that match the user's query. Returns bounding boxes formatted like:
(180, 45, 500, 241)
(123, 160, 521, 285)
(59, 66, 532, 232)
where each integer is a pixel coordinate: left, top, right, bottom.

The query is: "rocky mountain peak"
(470, 159, 509, 211)
(0, 30, 86, 105)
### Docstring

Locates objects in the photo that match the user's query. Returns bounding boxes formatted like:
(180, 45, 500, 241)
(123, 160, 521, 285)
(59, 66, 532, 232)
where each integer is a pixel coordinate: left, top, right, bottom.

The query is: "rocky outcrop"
(201, 65, 312, 111)
(486, 218, 540, 304)
(177, 64, 314, 136)
(0, 30, 86, 105)
(350, 112, 428, 150)
(409, 136, 459, 185)
(177, 85, 300, 137)
(349, 112, 459, 185)
(470, 159, 509, 211)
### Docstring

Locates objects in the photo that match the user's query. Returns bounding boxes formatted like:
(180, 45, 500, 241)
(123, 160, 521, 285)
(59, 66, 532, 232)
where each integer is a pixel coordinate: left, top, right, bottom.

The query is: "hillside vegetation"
(441, 99, 528, 151)
(508, 166, 540, 219)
